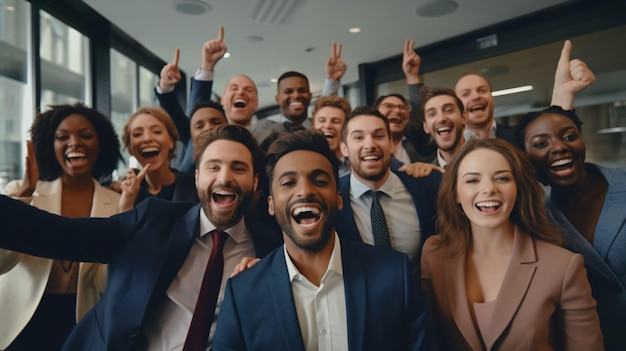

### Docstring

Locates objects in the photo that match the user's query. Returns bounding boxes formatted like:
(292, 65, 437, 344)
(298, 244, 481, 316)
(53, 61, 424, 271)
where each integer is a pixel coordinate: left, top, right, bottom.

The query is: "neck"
(552, 165, 605, 204)
(466, 120, 493, 139)
(60, 173, 94, 190)
(439, 137, 465, 163)
(334, 149, 343, 162)
(285, 113, 307, 126)
(352, 169, 390, 190)
(391, 135, 402, 149)
(284, 233, 335, 286)
(469, 221, 515, 255)
(144, 165, 176, 194)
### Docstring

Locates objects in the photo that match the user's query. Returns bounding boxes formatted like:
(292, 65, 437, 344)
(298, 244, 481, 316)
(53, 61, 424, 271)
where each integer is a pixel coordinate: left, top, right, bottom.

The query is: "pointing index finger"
(335, 42, 342, 58)
(217, 26, 224, 42)
(173, 48, 180, 66)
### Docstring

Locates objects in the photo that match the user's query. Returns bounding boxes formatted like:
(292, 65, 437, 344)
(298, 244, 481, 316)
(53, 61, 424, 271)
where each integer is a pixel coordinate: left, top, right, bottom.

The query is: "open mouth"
(436, 125, 452, 137)
(140, 147, 160, 159)
(468, 104, 486, 113)
(549, 158, 574, 175)
(66, 151, 87, 166)
(361, 155, 381, 163)
(388, 117, 403, 125)
(291, 206, 321, 227)
(289, 101, 304, 108)
(212, 189, 237, 205)
(323, 131, 335, 141)
(234, 99, 247, 108)
(475, 201, 501, 214)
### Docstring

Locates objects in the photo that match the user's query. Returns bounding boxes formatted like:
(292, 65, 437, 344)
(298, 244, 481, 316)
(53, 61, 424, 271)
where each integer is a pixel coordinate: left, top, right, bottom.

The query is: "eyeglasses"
(380, 103, 409, 111)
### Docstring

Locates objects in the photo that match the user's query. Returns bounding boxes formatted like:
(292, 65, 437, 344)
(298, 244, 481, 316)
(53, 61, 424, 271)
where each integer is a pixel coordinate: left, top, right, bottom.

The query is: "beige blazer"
(0, 178, 120, 349)
(421, 228, 604, 351)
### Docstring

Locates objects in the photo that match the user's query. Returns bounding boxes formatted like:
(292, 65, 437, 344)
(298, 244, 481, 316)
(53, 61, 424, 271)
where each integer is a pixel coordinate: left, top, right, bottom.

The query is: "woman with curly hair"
(118, 106, 198, 211)
(0, 103, 123, 350)
(421, 138, 603, 350)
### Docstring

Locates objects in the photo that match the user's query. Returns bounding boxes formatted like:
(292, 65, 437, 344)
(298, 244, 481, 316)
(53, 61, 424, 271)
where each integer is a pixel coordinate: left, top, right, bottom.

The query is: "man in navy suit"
(0, 125, 282, 350)
(336, 106, 441, 275)
(213, 130, 434, 350)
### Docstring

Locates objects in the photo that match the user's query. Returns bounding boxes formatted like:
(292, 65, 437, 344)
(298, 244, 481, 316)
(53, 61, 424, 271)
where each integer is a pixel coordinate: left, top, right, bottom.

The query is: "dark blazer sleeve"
(155, 88, 191, 145)
(188, 78, 214, 115)
(496, 122, 517, 145)
(212, 279, 248, 351)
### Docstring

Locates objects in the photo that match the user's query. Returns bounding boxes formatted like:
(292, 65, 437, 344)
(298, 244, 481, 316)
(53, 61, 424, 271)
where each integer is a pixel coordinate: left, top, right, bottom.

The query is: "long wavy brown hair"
(435, 138, 564, 254)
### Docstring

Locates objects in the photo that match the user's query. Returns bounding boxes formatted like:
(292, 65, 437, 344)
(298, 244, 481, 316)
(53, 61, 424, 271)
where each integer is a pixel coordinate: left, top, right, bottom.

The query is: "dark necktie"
(283, 121, 305, 132)
(182, 230, 227, 351)
(370, 190, 391, 248)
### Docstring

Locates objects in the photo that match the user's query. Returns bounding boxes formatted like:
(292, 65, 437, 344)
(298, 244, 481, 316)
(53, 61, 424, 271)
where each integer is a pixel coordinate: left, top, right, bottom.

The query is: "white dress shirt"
(393, 137, 411, 165)
(284, 233, 348, 351)
(348, 172, 421, 260)
(464, 119, 497, 140)
(143, 209, 255, 351)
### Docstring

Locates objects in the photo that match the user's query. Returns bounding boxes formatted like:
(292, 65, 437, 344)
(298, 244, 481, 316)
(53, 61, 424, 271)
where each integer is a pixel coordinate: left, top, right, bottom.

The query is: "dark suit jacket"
(212, 238, 434, 351)
(421, 229, 603, 350)
(495, 122, 517, 145)
(0, 196, 282, 351)
(156, 78, 214, 173)
(335, 158, 441, 264)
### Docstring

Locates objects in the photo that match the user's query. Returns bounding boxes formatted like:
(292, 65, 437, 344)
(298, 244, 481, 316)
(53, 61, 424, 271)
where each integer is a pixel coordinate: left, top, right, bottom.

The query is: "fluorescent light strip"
(491, 85, 533, 97)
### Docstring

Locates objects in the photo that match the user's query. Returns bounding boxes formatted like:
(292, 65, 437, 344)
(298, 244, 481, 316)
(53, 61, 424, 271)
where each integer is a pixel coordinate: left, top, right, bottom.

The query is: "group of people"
(0, 24, 624, 351)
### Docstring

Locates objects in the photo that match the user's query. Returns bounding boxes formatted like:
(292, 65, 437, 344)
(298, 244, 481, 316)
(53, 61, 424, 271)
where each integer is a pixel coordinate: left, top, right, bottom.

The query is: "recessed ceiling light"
(349, 27, 361, 34)
(6, 5, 15, 11)
(175, 0, 211, 15)
(223, 52, 231, 58)
(492, 85, 533, 97)
(416, 0, 458, 17)
(270, 78, 278, 83)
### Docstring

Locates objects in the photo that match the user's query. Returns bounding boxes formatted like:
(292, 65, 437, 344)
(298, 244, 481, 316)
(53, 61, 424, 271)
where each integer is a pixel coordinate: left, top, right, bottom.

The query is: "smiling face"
(268, 150, 342, 253)
(377, 96, 409, 138)
(456, 148, 517, 233)
(276, 76, 312, 124)
(455, 74, 495, 130)
(195, 139, 258, 231)
(54, 114, 99, 179)
(127, 113, 175, 170)
(312, 106, 346, 158)
(221, 75, 258, 127)
(189, 107, 227, 145)
(423, 94, 466, 154)
(341, 114, 392, 189)
(523, 112, 586, 187)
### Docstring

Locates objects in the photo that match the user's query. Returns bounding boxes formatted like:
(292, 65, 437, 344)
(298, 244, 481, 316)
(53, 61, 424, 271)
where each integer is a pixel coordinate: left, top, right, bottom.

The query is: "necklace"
(60, 260, 74, 273)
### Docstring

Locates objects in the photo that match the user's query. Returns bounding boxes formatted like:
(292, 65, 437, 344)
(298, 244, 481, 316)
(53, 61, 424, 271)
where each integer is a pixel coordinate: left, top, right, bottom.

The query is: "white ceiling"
(81, 0, 572, 109)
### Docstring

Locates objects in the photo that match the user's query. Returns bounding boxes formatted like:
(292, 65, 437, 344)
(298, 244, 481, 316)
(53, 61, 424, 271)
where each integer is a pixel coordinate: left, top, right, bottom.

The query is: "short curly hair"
(30, 103, 123, 181)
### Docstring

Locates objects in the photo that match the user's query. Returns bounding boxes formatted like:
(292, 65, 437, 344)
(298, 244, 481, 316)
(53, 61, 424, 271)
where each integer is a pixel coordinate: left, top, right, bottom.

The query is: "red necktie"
(182, 230, 227, 351)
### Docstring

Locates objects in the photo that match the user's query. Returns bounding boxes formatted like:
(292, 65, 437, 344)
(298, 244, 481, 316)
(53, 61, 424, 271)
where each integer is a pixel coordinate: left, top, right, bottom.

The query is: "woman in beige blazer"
(421, 138, 603, 350)
(0, 103, 123, 350)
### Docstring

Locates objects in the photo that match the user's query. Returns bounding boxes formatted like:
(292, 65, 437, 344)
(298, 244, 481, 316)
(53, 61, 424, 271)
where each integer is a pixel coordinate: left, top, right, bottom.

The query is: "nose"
(295, 178, 315, 198)
(550, 138, 569, 154)
(68, 134, 81, 147)
(481, 179, 496, 194)
(216, 167, 234, 184)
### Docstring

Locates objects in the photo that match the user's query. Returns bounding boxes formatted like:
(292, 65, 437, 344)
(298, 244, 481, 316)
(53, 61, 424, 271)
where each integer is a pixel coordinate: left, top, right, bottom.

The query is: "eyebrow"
(462, 170, 512, 177)
(529, 125, 577, 139)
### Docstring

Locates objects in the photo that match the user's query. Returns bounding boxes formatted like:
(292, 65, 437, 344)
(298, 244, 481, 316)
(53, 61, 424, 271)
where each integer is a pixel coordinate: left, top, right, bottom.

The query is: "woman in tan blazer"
(421, 138, 603, 350)
(0, 104, 123, 350)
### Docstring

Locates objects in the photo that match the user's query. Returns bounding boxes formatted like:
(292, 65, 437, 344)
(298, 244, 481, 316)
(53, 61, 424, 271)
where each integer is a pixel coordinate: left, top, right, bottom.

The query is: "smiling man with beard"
(212, 130, 434, 351)
(0, 124, 282, 351)
(335, 106, 441, 276)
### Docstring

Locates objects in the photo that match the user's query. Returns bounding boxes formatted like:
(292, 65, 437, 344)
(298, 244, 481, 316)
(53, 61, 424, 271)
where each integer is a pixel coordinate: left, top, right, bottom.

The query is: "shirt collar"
(349, 170, 398, 199)
(464, 119, 497, 140)
(198, 208, 248, 243)
(285, 233, 343, 282)
(437, 149, 448, 169)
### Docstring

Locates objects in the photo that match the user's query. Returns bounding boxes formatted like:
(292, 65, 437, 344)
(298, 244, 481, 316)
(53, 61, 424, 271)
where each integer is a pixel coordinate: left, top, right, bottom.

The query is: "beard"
(276, 198, 336, 253)
(199, 185, 253, 230)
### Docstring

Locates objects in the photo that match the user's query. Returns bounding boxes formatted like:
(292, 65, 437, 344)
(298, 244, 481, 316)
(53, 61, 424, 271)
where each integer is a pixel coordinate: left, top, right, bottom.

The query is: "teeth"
(234, 99, 247, 108)
(214, 190, 235, 196)
(436, 127, 451, 133)
(323, 132, 334, 138)
(362, 155, 379, 161)
(551, 159, 573, 167)
(289, 101, 303, 106)
(469, 105, 485, 112)
(476, 201, 501, 208)
(292, 206, 320, 216)
(66, 152, 85, 158)
(141, 147, 159, 153)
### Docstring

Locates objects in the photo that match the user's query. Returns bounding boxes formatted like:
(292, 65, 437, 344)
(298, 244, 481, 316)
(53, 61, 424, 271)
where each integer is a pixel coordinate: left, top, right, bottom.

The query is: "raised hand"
(159, 48, 182, 91)
(403, 39, 421, 85)
(10, 140, 39, 198)
(230, 256, 261, 277)
(118, 164, 150, 212)
(200, 26, 228, 71)
(325, 42, 347, 81)
(551, 40, 595, 109)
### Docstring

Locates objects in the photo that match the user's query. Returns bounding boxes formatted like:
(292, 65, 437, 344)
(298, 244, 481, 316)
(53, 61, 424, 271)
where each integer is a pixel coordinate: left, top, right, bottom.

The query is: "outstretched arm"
(322, 42, 346, 96)
(156, 48, 191, 144)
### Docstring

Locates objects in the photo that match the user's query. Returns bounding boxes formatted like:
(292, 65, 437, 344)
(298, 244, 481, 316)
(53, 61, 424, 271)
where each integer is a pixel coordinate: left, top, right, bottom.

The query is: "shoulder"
(94, 180, 121, 201)
(533, 238, 577, 262)
(421, 234, 447, 259)
(342, 239, 407, 264)
(252, 118, 283, 131)
(229, 247, 283, 287)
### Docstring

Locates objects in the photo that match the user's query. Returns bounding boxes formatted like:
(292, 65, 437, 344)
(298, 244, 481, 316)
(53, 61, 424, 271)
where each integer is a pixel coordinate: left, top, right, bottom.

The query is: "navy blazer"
(335, 158, 441, 262)
(156, 78, 214, 173)
(212, 239, 434, 351)
(0, 196, 282, 351)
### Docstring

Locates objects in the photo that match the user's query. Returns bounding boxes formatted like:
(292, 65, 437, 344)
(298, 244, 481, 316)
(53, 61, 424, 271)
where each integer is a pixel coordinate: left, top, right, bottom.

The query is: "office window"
(139, 65, 157, 107)
(40, 10, 90, 108)
(0, 0, 30, 190)
(110, 49, 137, 174)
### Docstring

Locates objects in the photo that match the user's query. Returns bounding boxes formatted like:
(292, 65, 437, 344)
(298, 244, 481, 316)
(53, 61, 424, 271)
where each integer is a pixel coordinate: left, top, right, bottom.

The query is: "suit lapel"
(269, 249, 305, 351)
(341, 241, 366, 351)
(593, 167, 626, 258)
(443, 251, 483, 350)
(484, 229, 536, 349)
(30, 179, 62, 215)
(90, 180, 117, 217)
(336, 175, 361, 242)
